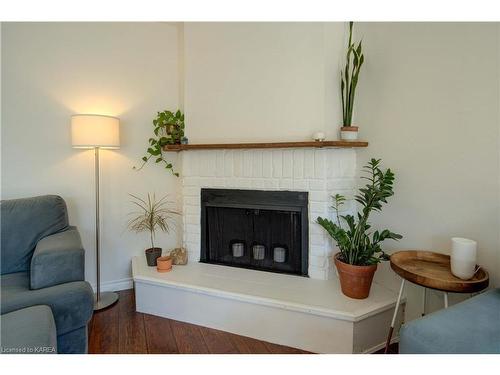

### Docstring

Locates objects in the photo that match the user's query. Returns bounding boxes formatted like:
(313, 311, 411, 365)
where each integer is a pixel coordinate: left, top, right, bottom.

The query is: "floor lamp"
(71, 114, 120, 311)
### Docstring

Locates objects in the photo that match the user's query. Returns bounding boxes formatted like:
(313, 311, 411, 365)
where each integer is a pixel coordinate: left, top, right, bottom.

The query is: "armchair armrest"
(30, 226, 85, 290)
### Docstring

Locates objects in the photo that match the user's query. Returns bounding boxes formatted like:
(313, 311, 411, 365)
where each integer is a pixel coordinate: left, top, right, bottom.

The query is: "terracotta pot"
(334, 253, 377, 299)
(145, 247, 162, 266)
(340, 126, 359, 141)
(156, 256, 173, 273)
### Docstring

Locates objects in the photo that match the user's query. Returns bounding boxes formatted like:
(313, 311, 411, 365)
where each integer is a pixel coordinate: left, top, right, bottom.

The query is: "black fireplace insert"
(200, 188, 308, 276)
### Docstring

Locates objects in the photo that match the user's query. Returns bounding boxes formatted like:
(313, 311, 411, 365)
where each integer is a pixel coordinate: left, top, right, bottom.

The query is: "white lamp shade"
(71, 114, 120, 149)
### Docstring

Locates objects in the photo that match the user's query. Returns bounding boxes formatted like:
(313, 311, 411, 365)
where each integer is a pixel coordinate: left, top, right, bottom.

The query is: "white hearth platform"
(132, 256, 404, 353)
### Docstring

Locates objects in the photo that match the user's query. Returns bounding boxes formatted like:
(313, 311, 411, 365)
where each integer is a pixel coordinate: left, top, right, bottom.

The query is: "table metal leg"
(444, 292, 449, 308)
(422, 287, 426, 316)
(384, 279, 405, 354)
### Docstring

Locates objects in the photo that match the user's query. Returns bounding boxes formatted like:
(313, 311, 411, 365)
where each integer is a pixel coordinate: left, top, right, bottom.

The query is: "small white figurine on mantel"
(313, 131, 326, 142)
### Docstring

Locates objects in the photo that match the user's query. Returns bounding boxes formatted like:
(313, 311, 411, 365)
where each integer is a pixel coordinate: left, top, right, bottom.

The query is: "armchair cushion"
(0, 305, 57, 354)
(30, 226, 85, 289)
(1, 195, 69, 275)
(1, 272, 94, 336)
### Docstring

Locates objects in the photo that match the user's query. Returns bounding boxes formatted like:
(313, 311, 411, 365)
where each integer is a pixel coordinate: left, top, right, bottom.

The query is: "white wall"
(2, 22, 499, 323)
(355, 23, 500, 320)
(183, 22, 344, 143)
(1, 22, 182, 290)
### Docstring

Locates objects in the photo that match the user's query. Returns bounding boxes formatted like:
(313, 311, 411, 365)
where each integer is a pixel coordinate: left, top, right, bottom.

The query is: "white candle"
(451, 237, 477, 280)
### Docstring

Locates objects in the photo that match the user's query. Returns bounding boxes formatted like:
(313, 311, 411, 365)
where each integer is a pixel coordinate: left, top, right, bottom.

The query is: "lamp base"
(94, 291, 119, 311)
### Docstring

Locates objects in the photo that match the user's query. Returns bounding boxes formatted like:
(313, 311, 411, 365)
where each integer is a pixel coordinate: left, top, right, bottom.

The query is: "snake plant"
(341, 22, 364, 127)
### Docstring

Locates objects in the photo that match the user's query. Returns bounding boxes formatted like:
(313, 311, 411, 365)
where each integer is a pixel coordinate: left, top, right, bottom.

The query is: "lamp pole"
(93, 146, 118, 311)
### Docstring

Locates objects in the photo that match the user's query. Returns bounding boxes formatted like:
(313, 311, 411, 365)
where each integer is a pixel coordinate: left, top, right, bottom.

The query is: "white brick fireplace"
(134, 146, 403, 353)
(179, 147, 357, 280)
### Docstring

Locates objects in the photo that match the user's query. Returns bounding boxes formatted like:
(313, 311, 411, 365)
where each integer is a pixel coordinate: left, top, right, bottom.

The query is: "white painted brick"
(200, 151, 216, 177)
(251, 179, 265, 189)
(182, 151, 199, 177)
(314, 149, 326, 179)
(233, 151, 243, 177)
(183, 196, 199, 206)
(183, 186, 200, 197)
(310, 233, 328, 246)
(309, 191, 328, 202)
(334, 149, 356, 178)
(205, 177, 225, 188)
(243, 151, 253, 177)
(186, 226, 200, 237)
(279, 179, 293, 190)
(262, 179, 279, 190)
(184, 214, 200, 225)
(215, 151, 225, 177)
(186, 250, 199, 261)
(309, 255, 326, 268)
(232, 178, 249, 188)
(252, 152, 263, 177)
(325, 150, 339, 178)
(309, 180, 325, 191)
(293, 150, 304, 179)
(292, 179, 308, 191)
(183, 205, 199, 215)
(304, 150, 315, 178)
(310, 222, 327, 234)
(309, 245, 326, 257)
(309, 202, 326, 215)
(272, 150, 282, 178)
(224, 150, 234, 177)
(262, 151, 273, 178)
(282, 150, 293, 178)
(308, 266, 327, 280)
(327, 178, 355, 191)
(183, 177, 201, 187)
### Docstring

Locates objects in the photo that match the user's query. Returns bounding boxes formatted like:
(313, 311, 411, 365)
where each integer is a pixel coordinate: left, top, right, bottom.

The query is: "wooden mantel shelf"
(163, 140, 368, 151)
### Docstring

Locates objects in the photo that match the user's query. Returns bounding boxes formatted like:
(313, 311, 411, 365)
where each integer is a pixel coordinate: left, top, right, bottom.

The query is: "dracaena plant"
(317, 159, 402, 266)
(134, 110, 185, 176)
(341, 21, 364, 127)
(127, 193, 179, 250)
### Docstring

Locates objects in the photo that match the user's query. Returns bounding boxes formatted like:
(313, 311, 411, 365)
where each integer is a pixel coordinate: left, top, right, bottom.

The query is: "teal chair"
(399, 288, 500, 353)
(1, 195, 94, 354)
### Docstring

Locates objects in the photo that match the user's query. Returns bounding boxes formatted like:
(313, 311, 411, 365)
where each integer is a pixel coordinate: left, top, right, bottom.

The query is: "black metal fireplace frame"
(200, 188, 309, 276)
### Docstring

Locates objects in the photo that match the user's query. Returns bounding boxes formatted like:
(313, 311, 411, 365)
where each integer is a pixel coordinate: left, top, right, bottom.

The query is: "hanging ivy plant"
(134, 109, 185, 177)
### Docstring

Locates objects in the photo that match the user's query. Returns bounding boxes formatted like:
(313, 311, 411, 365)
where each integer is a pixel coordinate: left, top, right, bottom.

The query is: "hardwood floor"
(88, 289, 309, 354)
(88, 289, 398, 354)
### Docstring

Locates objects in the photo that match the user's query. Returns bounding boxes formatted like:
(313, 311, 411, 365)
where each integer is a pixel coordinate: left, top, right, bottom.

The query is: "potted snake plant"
(317, 159, 402, 299)
(340, 22, 364, 141)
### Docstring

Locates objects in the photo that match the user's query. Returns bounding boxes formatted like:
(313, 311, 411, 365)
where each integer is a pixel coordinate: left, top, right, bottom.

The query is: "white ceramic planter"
(340, 126, 359, 141)
(451, 237, 477, 280)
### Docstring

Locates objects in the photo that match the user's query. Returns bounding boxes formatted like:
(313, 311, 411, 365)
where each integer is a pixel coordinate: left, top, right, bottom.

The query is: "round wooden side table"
(384, 250, 489, 353)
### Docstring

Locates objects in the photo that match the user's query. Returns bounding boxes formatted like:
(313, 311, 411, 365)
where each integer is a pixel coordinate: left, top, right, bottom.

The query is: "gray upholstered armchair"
(1, 195, 94, 353)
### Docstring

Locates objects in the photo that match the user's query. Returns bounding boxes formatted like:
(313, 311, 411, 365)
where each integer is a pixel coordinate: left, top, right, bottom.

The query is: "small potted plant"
(340, 22, 364, 141)
(134, 109, 185, 176)
(317, 159, 402, 299)
(127, 193, 179, 267)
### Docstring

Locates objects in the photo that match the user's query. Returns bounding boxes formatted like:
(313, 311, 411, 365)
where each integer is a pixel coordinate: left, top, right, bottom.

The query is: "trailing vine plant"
(341, 22, 364, 126)
(134, 110, 185, 177)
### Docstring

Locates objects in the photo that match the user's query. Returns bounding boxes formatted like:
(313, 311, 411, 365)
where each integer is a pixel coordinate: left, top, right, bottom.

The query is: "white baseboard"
(91, 277, 133, 293)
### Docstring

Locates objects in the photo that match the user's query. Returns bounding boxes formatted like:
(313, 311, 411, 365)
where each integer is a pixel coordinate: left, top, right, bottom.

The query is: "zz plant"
(134, 110, 185, 176)
(341, 22, 364, 127)
(317, 159, 402, 266)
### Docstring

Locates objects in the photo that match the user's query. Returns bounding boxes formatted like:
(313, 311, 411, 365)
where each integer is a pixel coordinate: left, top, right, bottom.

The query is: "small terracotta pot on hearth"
(334, 253, 377, 299)
(156, 256, 173, 273)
